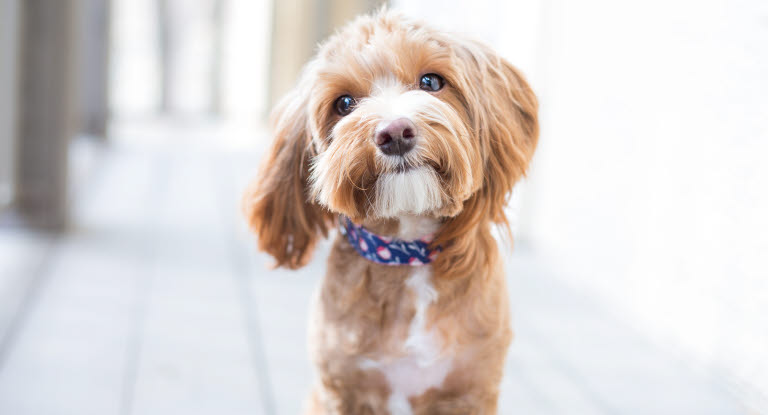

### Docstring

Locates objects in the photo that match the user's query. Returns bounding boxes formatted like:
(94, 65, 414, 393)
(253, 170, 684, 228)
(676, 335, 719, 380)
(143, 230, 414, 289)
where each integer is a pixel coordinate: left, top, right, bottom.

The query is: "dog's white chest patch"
(359, 267, 452, 415)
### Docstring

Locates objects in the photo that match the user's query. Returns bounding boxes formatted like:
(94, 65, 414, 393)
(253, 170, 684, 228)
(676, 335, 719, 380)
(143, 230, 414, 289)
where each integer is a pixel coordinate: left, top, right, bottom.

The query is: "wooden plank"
(127, 144, 265, 415)
(0, 229, 52, 352)
(211, 144, 321, 415)
(505, 250, 746, 415)
(0, 147, 160, 415)
(212, 148, 278, 415)
(501, 326, 610, 415)
(0, 230, 53, 364)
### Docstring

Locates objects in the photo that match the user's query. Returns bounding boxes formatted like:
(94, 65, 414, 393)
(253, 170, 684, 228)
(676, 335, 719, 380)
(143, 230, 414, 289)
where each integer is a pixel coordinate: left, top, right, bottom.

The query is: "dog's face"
(244, 11, 538, 269)
(307, 30, 478, 220)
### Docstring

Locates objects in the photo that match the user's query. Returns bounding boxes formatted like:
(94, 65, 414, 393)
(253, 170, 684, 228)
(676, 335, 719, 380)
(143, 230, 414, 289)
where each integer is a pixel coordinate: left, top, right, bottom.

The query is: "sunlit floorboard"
(0, 125, 748, 414)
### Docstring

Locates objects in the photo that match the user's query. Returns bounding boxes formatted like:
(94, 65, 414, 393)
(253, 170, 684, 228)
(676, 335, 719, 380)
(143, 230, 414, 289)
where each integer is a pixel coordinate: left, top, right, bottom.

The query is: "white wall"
(396, 0, 768, 409)
(0, 0, 19, 206)
(527, 0, 768, 409)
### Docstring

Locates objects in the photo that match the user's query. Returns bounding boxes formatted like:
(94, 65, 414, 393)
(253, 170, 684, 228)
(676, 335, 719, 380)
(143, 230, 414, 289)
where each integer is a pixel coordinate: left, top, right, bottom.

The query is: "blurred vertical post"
(155, 0, 222, 117)
(209, 0, 225, 115)
(78, 0, 112, 138)
(156, 0, 172, 114)
(14, 0, 79, 229)
(0, 0, 20, 209)
(267, 0, 383, 110)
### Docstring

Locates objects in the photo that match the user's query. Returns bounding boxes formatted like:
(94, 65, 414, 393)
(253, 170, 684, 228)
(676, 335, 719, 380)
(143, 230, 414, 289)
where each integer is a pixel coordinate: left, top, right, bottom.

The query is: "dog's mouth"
(378, 152, 423, 175)
(393, 163, 414, 173)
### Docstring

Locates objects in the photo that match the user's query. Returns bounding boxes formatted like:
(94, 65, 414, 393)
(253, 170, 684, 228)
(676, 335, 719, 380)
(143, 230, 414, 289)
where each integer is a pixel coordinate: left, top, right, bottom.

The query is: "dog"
(243, 9, 538, 415)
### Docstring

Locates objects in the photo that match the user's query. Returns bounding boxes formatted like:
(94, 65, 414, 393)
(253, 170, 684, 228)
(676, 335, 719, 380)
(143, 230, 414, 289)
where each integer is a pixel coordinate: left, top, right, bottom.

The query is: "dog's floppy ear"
(433, 39, 539, 278)
(455, 39, 539, 224)
(242, 85, 332, 269)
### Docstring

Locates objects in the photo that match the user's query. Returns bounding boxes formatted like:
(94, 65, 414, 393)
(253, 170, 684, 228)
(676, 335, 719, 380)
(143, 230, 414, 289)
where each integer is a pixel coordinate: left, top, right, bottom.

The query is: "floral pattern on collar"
(339, 216, 440, 266)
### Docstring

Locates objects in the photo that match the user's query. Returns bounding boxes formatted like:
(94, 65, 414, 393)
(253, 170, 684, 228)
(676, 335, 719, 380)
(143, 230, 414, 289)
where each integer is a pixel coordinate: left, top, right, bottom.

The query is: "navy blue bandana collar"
(339, 216, 440, 266)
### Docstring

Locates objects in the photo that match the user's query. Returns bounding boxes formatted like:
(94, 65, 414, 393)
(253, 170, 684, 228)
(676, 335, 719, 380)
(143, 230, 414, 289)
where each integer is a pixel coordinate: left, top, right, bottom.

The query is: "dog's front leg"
(305, 384, 387, 415)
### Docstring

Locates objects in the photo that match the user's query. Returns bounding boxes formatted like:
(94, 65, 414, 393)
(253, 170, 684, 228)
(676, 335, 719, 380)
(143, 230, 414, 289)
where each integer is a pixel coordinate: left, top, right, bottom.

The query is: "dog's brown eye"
(334, 95, 356, 116)
(419, 73, 444, 92)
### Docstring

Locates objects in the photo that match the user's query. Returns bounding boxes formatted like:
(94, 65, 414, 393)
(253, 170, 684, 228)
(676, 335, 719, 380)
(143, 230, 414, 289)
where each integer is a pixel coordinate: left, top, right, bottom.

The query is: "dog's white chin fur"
(373, 167, 444, 218)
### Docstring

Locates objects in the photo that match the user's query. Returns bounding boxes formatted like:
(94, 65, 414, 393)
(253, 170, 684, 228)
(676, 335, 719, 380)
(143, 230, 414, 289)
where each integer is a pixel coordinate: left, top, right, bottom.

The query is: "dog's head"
(244, 10, 538, 270)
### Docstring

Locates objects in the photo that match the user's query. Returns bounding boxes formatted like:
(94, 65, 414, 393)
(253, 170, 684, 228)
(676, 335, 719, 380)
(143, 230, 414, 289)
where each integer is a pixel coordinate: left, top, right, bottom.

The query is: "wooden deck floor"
(0, 124, 748, 414)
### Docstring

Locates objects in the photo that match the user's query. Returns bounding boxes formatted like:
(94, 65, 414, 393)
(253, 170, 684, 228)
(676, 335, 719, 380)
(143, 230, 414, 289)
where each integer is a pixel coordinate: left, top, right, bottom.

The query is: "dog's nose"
(375, 118, 416, 156)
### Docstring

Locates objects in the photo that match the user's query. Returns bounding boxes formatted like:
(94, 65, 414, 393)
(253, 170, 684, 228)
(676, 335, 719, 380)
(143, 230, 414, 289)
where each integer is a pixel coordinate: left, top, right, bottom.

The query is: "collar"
(339, 216, 440, 266)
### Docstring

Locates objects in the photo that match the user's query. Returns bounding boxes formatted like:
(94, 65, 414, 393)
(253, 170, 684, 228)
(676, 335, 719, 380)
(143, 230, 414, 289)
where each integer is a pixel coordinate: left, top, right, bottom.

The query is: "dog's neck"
(361, 215, 441, 240)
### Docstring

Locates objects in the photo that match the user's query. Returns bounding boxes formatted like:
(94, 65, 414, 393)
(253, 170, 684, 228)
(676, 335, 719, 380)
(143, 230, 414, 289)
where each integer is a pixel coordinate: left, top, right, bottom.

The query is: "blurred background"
(0, 0, 766, 414)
